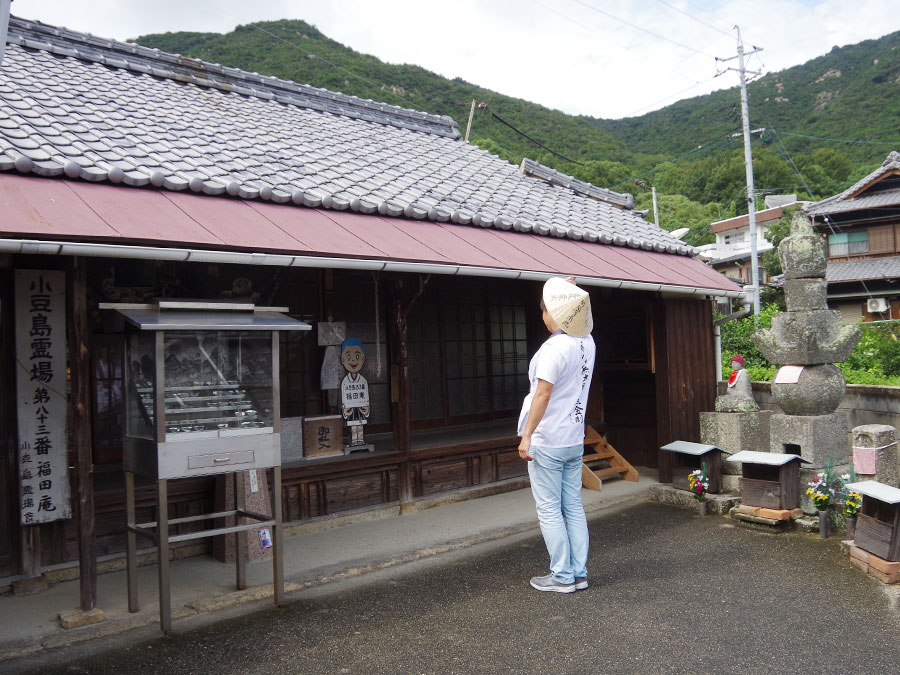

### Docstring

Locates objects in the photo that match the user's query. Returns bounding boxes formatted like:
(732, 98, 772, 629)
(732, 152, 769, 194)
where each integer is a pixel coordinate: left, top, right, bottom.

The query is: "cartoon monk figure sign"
(340, 338, 373, 451)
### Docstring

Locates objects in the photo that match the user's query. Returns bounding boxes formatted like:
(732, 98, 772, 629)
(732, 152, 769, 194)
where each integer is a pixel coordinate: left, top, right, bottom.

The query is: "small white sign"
(258, 528, 273, 548)
(249, 469, 259, 493)
(774, 365, 804, 384)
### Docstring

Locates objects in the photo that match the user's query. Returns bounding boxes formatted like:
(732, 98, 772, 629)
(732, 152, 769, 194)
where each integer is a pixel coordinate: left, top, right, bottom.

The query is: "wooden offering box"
(661, 441, 728, 494)
(727, 451, 809, 509)
(846, 481, 900, 562)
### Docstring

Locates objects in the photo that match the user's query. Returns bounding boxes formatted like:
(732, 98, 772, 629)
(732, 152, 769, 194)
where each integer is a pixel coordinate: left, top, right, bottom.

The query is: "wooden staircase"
(581, 425, 639, 490)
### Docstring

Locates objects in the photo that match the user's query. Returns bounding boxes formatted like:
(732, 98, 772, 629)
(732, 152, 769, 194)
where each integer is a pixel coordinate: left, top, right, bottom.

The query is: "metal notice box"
(107, 299, 310, 632)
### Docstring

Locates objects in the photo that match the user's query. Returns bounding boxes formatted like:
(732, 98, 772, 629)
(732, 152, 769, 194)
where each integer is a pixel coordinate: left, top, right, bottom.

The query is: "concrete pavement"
(12, 499, 900, 674)
(0, 473, 656, 667)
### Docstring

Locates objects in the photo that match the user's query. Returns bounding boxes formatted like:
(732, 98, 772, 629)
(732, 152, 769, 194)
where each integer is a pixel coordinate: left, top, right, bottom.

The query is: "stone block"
(783, 278, 827, 311)
(770, 412, 851, 467)
(12, 575, 48, 596)
(779, 218, 827, 280)
(722, 475, 741, 493)
(790, 508, 804, 518)
(752, 310, 859, 365)
(758, 508, 791, 520)
(737, 504, 760, 516)
(58, 607, 107, 629)
(280, 416, 304, 463)
(213, 469, 273, 563)
(648, 484, 737, 514)
(699, 411, 772, 474)
(851, 424, 899, 488)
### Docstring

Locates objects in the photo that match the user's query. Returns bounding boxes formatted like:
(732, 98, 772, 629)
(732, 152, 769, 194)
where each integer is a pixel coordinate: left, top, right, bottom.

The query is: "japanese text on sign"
(15, 270, 70, 525)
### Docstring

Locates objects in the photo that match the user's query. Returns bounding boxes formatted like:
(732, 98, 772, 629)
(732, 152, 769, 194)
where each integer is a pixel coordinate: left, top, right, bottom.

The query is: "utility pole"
(718, 27, 762, 315)
(634, 180, 660, 227)
(464, 99, 476, 142)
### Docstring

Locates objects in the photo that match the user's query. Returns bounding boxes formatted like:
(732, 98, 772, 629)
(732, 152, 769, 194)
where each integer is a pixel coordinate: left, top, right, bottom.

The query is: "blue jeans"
(527, 443, 588, 585)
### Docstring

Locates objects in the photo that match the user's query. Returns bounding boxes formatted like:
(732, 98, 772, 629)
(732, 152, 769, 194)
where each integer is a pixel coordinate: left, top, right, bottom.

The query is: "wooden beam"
(68, 257, 96, 611)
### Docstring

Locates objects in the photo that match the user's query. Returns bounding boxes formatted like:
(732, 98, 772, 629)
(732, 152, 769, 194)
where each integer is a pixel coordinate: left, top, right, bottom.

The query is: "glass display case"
(114, 300, 310, 479)
(105, 299, 310, 633)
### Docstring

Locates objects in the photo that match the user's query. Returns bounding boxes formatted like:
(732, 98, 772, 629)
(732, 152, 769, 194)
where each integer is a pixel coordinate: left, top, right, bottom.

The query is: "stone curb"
(0, 492, 646, 665)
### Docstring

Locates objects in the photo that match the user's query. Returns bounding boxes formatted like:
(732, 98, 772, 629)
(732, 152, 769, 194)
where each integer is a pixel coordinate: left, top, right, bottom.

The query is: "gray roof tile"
(806, 152, 900, 217)
(0, 15, 695, 256)
(827, 255, 900, 283)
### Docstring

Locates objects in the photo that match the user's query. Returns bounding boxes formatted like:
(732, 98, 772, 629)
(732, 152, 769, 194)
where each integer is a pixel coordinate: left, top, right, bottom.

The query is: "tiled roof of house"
(826, 255, 900, 283)
(805, 151, 900, 217)
(0, 16, 695, 256)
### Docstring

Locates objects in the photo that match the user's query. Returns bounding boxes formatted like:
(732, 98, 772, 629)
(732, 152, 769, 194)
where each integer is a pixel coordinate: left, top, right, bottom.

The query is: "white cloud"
(9, 0, 900, 119)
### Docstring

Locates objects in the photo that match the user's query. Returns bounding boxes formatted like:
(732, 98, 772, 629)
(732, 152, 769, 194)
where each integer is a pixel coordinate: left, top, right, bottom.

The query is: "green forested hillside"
(134, 20, 900, 245)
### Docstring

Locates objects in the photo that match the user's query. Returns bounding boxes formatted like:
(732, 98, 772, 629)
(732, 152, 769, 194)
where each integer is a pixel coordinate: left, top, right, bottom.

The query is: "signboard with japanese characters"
(302, 415, 343, 458)
(15, 270, 71, 525)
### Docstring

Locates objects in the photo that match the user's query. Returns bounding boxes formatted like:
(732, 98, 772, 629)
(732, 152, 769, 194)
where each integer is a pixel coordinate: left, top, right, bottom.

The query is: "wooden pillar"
(389, 276, 413, 504)
(68, 257, 96, 611)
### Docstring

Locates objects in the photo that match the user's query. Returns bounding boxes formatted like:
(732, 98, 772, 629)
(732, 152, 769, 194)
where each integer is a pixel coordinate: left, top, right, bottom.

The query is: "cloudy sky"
(8, 0, 900, 119)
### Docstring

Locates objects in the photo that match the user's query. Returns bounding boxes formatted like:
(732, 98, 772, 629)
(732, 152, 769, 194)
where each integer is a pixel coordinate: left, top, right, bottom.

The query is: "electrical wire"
(654, 0, 734, 38)
(567, 0, 717, 59)
(773, 129, 900, 146)
(623, 72, 727, 118)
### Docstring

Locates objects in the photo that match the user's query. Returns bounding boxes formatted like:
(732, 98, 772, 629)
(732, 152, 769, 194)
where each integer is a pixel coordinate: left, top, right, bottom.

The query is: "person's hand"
(565, 276, 576, 285)
(518, 435, 533, 461)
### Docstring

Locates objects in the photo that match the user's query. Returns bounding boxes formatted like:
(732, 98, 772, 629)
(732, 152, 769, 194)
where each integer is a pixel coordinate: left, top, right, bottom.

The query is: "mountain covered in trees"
(134, 21, 900, 245)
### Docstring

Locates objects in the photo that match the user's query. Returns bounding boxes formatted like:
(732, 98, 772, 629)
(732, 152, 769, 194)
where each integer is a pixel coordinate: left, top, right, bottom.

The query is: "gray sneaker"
(529, 574, 576, 593)
(574, 577, 588, 590)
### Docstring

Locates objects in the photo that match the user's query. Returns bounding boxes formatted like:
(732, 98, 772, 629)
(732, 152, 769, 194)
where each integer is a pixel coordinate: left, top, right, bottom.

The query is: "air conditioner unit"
(867, 298, 889, 313)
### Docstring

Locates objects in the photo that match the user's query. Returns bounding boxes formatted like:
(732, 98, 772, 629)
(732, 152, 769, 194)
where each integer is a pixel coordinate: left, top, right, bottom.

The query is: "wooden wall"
(654, 296, 716, 483)
(279, 437, 524, 521)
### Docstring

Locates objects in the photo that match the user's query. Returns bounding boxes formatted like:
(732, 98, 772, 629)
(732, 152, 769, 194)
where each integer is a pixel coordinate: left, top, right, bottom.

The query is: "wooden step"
(591, 466, 630, 478)
(581, 424, 639, 490)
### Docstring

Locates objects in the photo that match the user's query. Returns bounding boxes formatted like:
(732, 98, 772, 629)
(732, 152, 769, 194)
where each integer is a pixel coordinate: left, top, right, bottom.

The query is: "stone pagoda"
(752, 211, 860, 471)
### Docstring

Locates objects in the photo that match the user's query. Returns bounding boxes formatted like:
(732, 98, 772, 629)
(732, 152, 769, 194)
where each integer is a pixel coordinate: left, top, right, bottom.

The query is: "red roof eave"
(0, 174, 740, 294)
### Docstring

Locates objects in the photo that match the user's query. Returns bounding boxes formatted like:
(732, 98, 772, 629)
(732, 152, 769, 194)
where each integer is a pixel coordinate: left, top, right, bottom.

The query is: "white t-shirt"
(517, 331, 596, 448)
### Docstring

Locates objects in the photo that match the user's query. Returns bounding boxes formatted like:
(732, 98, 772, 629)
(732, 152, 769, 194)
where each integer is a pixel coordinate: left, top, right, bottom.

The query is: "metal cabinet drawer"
(187, 449, 255, 470)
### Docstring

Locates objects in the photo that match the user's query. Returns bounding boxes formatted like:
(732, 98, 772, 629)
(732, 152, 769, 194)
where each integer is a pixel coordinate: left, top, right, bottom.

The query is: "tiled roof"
(805, 151, 900, 217)
(826, 255, 900, 283)
(0, 16, 695, 256)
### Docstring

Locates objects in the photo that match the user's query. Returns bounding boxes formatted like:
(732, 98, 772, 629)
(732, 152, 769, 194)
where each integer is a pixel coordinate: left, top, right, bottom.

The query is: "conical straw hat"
(542, 277, 593, 337)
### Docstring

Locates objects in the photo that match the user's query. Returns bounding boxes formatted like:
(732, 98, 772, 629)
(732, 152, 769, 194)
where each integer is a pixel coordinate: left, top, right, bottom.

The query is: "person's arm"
(518, 378, 553, 461)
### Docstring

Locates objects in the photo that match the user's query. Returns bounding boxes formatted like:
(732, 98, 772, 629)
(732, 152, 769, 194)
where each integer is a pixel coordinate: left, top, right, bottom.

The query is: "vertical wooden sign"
(15, 270, 71, 524)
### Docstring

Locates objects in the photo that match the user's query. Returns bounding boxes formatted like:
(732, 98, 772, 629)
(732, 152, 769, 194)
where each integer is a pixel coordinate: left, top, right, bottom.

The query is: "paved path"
(14, 501, 900, 674)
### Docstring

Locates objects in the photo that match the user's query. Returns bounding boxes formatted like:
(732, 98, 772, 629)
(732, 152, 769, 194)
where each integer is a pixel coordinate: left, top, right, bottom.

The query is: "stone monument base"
(770, 412, 850, 468)
(699, 410, 772, 475)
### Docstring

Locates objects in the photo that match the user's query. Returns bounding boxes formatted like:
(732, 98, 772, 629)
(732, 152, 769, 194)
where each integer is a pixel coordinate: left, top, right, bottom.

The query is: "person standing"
(518, 277, 595, 593)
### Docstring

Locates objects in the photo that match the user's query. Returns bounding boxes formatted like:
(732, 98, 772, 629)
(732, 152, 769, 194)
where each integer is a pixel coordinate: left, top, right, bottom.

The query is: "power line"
(623, 72, 726, 118)
(767, 126, 817, 198)
(567, 0, 718, 59)
(654, 0, 734, 38)
(486, 107, 585, 166)
(771, 129, 900, 146)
